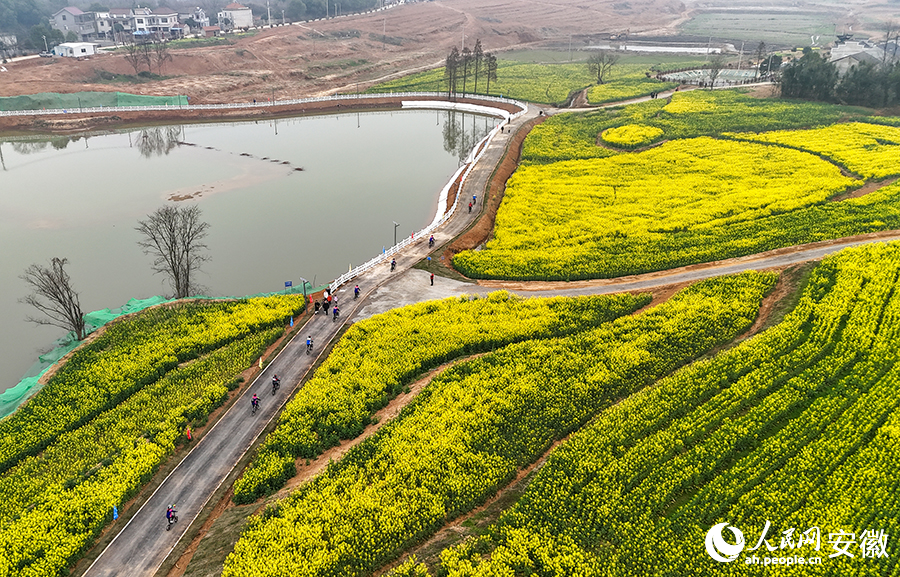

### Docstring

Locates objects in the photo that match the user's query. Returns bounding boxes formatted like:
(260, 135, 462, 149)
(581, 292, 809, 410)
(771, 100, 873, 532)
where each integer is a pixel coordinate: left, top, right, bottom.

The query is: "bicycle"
(271, 376, 280, 395)
(251, 395, 259, 415)
(306, 337, 314, 355)
(166, 507, 178, 531)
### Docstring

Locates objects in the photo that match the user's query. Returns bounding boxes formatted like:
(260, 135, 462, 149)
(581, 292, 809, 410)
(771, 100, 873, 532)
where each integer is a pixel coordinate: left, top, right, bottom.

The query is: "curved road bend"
(84, 93, 891, 575)
(82, 104, 542, 577)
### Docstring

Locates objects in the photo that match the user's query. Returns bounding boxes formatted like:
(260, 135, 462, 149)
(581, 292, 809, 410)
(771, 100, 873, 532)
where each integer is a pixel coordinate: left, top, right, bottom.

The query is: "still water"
(0, 109, 496, 390)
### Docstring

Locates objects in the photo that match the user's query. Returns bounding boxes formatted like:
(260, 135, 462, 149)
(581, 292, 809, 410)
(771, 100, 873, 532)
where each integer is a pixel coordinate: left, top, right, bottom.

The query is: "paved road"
(84, 91, 899, 576)
(83, 103, 541, 577)
(355, 233, 900, 319)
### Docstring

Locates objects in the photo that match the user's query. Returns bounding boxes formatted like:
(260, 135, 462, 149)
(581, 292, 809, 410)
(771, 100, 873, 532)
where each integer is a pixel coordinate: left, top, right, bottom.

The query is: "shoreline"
(0, 94, 524, 135)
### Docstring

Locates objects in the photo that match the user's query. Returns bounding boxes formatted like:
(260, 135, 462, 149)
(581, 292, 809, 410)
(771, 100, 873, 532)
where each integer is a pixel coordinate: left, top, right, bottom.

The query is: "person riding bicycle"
(428, 235, 435, 248)
(166, 505, 177, 525)
(272, 374, 280, 391)
(251, 394, 259, 411)
(306, 336, 313, 352)
(354, 285, 360, 299)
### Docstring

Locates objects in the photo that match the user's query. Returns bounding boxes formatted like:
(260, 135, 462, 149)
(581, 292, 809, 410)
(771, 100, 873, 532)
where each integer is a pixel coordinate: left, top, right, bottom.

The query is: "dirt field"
(0, 0, 687, 104)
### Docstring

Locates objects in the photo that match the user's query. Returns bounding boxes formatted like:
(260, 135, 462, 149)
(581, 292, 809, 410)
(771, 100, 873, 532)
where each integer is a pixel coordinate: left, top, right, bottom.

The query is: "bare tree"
(136, 205, 210, 298)
(754, 41, 766, 79)
(152, 41, 173, 75)
(123, 41, 151, 74)
(587, 50, 620, 84)
(707, 53, 727, 87)
(20, 258, 86, 340)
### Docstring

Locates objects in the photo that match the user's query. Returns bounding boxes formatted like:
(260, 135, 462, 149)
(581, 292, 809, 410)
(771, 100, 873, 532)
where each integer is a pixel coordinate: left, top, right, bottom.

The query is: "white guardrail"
(0, 92, 523, 117)
(328, 97, 528, 292)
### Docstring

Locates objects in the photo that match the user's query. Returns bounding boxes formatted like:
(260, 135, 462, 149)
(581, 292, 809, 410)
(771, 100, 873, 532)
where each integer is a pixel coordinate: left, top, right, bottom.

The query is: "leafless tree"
(707, 53, 727, 87)
(136, 205, 210, 298)
(754, 41, 766, 78)
(152, 41, 173, 75)
(20, 258, 86, 340)
(587, 50, 620, 84)
(123, 41, 151, 74)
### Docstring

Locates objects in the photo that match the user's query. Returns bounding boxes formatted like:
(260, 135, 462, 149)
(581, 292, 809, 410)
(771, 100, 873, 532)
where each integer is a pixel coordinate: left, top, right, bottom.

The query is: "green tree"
(285, 0, 306, 20)
(780, 48, 838, 101)
(26, 24, 63, 50)
(759, 53, 782, 76)
(64, 30, 78, 42)
(472, 38, 483, 93)
(460, 46, 472, 93)
(444, 45, 460, 96)
(88, 2, 109, 11)
(484, 52, 498, 95)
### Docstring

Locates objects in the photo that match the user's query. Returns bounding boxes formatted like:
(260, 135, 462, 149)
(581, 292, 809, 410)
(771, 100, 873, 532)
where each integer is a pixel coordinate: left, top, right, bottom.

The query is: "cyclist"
(391, 258, 396, 272)
(271, 374, 280, 393)
(428, 235, 435, 248)
(306, 336, 314, 354)
(332, 305, 339, 322)
(354, 285, 360, 299)
(166, 504, 177, 529)
(251, 394, 259, 413)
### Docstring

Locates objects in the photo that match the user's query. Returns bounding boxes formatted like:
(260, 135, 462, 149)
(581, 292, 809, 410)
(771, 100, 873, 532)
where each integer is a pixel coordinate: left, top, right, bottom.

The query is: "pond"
(0, 108, 497, 394)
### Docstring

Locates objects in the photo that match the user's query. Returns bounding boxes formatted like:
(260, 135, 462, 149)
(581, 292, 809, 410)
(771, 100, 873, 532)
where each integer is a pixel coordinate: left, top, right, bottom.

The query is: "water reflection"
(136, 127, 182, 158)
(442, 111, 493, 162)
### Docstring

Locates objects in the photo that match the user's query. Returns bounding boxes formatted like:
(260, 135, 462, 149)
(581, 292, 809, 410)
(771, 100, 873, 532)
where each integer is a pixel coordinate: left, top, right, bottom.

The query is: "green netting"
(0, 283, 321, 421)
(0, 91, 189, 112)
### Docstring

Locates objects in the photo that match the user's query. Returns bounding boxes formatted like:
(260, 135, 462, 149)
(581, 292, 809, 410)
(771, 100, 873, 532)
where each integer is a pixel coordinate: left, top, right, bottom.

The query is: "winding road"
(82, 90, 900, 577)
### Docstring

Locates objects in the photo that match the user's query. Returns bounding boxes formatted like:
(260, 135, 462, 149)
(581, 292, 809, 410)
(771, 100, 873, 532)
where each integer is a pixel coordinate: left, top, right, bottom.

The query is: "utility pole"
(737, 40, 744, 69)
(267, 0, 271, 27)
(42, 34, 48, 52)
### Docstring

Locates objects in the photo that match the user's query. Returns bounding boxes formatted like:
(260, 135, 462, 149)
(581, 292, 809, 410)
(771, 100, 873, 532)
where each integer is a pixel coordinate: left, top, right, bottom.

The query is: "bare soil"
(0, 0, 687, 110)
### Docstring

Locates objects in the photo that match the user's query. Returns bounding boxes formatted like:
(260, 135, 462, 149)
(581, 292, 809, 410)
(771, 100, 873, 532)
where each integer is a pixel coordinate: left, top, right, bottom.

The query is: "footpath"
(82, 102, 543, 577)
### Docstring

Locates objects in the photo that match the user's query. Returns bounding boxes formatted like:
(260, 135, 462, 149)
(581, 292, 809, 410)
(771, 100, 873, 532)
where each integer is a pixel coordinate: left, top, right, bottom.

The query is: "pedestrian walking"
(472, 194, 477, 205)
(468, 202, 472, 213)
(430, 273, 434, 286)
(391, 258, 396, 272)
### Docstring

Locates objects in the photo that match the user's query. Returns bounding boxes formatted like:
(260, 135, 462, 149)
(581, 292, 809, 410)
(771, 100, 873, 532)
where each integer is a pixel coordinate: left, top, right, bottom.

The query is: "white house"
(218, 3, 253, 31)
(180, 8, 210, 31)
(52, 42, 98, 57)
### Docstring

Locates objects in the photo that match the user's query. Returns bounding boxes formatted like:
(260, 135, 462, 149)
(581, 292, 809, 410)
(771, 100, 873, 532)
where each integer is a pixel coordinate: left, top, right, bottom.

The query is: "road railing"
(328, 99, 528, 292)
